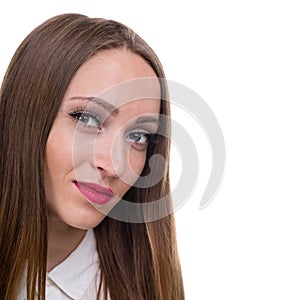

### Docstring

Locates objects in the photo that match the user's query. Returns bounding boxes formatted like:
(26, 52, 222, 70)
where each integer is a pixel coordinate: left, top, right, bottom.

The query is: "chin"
(63, 209, 107, 230)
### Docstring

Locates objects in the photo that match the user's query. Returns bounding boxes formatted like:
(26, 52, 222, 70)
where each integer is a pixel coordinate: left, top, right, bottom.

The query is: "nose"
(93, 131, 126, 178)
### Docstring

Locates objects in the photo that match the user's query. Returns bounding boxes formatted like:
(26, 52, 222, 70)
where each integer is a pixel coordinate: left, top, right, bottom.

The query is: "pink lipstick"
(73, 181, 114, 205)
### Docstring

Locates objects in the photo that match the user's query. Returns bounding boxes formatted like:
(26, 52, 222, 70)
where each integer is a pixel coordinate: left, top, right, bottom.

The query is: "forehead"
(63, 49, 161, 110)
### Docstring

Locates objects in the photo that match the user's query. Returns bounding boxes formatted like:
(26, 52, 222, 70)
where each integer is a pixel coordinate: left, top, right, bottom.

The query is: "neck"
(47, 214, 87, 272)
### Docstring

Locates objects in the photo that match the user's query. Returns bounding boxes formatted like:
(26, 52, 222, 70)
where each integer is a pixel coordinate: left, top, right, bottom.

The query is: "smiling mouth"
(73, 181, 114, 205)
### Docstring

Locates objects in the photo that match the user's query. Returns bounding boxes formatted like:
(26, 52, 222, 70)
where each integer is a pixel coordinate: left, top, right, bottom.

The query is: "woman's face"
(44, 49, 161, 230)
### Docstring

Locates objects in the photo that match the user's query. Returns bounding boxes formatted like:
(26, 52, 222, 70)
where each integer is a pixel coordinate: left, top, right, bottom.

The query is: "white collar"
(46, 228, 99, 299)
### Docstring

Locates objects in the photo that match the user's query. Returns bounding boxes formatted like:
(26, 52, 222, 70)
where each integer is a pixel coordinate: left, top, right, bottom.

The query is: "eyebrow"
(135, 116, 160, 126)
(69, 96, 119, 116)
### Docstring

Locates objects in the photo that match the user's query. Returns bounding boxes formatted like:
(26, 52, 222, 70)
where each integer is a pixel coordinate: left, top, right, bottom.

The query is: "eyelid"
(125, 131, 159, 147)
(126, 123, 159, 135)
(68, 108, 104, 130)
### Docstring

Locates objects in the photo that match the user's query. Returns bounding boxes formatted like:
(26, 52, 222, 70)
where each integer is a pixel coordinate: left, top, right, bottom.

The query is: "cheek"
(47, 141, 69, 168)
(126, 149, 147, 182)
(44, 127, 74, 184)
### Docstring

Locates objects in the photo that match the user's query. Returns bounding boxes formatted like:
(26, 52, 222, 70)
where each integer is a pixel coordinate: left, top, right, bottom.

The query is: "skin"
(44, 49, 161, 271)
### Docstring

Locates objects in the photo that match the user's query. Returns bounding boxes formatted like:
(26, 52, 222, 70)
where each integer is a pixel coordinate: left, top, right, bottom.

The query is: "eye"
(126, 132, 150, 145)
(69, 110, 102, 129)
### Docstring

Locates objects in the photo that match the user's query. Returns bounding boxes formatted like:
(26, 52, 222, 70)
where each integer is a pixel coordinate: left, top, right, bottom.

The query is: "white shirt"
(18, 229, 107, 300)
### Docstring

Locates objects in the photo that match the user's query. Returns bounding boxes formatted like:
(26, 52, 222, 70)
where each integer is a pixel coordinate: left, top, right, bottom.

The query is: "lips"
(73, 181, 114, 205)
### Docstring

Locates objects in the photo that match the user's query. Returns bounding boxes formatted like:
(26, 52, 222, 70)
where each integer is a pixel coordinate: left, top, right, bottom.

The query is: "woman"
(0, 13, 184, 300)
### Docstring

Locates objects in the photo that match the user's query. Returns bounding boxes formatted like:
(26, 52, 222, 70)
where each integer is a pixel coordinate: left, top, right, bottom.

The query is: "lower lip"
(73, 181, 114, 205)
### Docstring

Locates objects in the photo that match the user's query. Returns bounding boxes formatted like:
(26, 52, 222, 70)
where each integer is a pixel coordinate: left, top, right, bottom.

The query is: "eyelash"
(67, 108, 160, 147)
(68, 108, 103, 130)
(125, 132, 156, 146)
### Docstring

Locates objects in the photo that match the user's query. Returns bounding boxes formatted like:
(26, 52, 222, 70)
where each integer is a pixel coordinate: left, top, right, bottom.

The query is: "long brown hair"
(0, 14, 184, 300)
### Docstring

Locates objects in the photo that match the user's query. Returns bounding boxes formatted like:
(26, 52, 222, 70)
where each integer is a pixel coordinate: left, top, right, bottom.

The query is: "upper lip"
(74, 181, 114, 196)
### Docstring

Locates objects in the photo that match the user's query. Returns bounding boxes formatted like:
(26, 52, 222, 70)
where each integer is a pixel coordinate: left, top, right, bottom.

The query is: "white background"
(1, 1, 300, 299)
